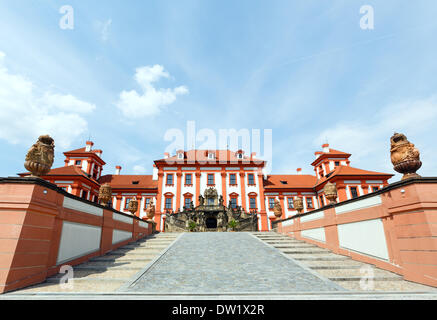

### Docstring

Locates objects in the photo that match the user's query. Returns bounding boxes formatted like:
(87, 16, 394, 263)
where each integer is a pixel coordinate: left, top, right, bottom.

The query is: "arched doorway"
(205, 217, 217, 229)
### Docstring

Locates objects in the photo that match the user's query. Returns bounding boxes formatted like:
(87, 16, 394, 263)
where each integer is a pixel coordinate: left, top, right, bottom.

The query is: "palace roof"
(315, 166, 394, 187)
(264, 174, 318, 189)
(154, 149, 265, 166)
(99, 174, 158, 190)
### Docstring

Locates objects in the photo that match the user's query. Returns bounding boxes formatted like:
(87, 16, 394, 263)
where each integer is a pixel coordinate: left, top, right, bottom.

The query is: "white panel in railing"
(301, 227, 326, 242)
(335, 195, 382, 215)
(113, 213, 133, 224)
(282, 219, 294, 227)
(139, 221, 149, 228)
(300, 211, 325, 222)
(337, 218, 389, 260)
(112, 229, 132, 245)
(63, 197, 103, 217)
(56, 221, 101, 265)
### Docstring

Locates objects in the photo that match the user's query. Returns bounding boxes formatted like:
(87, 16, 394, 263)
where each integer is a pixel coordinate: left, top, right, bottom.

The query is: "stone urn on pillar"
(273, 198, 283, 218)
(390, 133, 422, 180)
(145, 199, 156, 221)
(98, 183, 112, 207)
(24, 135, 55, 177)
(128, 199, 138, 216)
(323, 181, 338, 204)
(293, 197, 304, 214)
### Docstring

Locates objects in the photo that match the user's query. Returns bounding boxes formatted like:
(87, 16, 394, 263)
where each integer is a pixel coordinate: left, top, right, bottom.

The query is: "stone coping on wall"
(272, 177, 437, 227)
(0, 176, 148, 223)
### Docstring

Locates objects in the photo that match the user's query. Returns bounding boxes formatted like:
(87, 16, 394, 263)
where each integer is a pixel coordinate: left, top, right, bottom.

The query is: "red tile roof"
(99, 175, 158, 189)
(315, 165, 393, 186)
(311, 148, 351, 166)
(19, 165, 100, 185)
(264, 175, 317, 189)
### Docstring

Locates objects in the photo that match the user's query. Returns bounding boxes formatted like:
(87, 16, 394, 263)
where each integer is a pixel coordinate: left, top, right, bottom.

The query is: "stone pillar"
(239, 172, 247, 211)
(221, 172, 227, 204)
(176, 172, 182, 211)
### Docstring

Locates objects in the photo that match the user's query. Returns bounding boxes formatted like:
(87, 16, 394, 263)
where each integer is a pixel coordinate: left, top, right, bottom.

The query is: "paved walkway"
(122, 232, 345, 293)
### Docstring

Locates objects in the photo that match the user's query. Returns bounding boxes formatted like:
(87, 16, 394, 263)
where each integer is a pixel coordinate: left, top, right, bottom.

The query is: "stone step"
(90, 256, 155, 262)
(73, 265, 142, 271)
(281, 250, 330, 254)
(318, 268, 403, 278)
(329, 276, 403, 282)
(335, 280, 437, 292)
(110, 249, 162, 255)
(300, 259, 366, 267)
(273, 245, 315, 248)
(291, 256, 350, 261)
(77, 260, 151, 269)
(48, 269, 139, 281)
(113, 248, 163, 253)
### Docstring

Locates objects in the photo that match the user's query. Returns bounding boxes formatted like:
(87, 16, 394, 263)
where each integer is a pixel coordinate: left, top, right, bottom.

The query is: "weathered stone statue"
(199, 195, 205, 206)
(219, 195, 224, 207)
(145, 199, 155, 220)
(323, 181, 338, 204)
(273, 199, 282, 218)
(24, 135, 55, 177)
(390, 132, 422, 180)
(293, 197, 304, 214)
(98, 183, 112, 207)
(128, 199, 138, 215)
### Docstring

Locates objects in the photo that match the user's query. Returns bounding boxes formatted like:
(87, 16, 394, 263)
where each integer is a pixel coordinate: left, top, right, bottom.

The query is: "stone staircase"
(252, 232, 437, 292)
(8, 233, 181, 294)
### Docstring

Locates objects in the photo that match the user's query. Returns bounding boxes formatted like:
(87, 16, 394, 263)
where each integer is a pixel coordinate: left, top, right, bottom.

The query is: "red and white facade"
(20, 141, 393, 232)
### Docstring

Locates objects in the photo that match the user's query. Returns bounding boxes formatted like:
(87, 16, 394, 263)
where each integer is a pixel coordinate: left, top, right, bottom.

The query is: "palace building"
(20, 141, 393, 232)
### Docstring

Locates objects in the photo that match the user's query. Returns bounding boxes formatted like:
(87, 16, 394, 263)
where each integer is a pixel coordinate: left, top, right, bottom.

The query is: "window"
(81, 190, 88, 200)
(144, 198, 151, 209)
(125, 198, 132, 209)
(177, 153, 184, 159)
(184, 197, 192, 208)
(237, 153, 243, 159)
(319, 195, 325, 207)
(335, 161, 340, 166)
(280, 181, 288, 185)
(166, 174, 174, 185)
(249, 197, 257, 209)
(207, 198, 214, 205)
(75, 160, 81, 165)
(350, 187, 358, 199)
(165, 197, 172, 209)
(229, 174, 236, 185)
(372, 186, 379, 192)
(207, 174, 214, 185)
(231, 197, 237, 208)
(287, 198, 294, 209)
(185, 174, 192, 185)
(306, 197, 313, 208)
(248, 174, 255, 185)
(208, 152, 215, 159)
(269, 198, 275, 209)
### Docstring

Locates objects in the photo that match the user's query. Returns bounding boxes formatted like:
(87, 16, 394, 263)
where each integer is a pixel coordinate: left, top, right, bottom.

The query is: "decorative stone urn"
(128, 199, 138, 215)
(145, 199, 156, 220)
(390, 133, 422, 180)
(24, 135, 55, 177)
(273, 199, 282, 218)
(323, 181, 338, 204)
(98, 183, 112, 207)
(293, 197, 304, 214)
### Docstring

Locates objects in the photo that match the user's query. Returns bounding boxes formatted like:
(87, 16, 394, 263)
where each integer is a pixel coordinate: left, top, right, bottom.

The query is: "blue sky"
(0, 1, 436, 179)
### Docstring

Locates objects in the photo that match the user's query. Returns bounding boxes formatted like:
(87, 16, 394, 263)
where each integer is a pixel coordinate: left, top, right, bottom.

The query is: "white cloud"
(0, 52, 95, 149)
(133, 165, 147, 174)
(116, 65, 188, 118)
(314, 96, 437, 177)
(95, 19, 112, 42)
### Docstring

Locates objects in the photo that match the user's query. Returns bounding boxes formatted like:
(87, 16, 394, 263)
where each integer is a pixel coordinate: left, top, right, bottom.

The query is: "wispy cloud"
(0, 52, 95, 148)
(95, 19, 112, 42)
(115, 65, 188, 118)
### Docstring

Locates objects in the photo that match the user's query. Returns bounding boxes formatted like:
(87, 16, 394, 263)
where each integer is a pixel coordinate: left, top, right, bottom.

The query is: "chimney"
(164, 152, 170, 159)
(85, 141, 94, 152)
(315, 151, 323, 159)
(322, 143, 330, 153)
(115, 165, 122, 175)
(296, 168, 302, 175)
(251, 152, 256, 159)
(94, 149, 102, 157)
